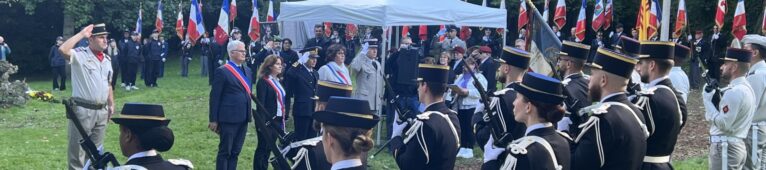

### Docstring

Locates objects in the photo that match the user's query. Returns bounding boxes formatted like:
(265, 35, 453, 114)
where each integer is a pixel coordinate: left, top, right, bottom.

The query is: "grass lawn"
(0, 57, 710, 169)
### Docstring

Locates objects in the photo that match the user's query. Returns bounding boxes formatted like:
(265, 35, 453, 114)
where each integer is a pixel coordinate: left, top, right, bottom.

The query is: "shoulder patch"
(168, 159, 194, 169)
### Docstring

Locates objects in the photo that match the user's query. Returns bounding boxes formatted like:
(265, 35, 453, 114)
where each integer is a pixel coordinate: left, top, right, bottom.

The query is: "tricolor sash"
(223, 61, 252, 94)
(327, 62, 350, 85)
(265, 77, 286, 129)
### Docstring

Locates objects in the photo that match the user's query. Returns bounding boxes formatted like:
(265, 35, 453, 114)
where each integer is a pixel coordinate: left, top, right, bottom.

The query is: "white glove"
(361, 42, 369, 54)
(161, 53, 166, 57)
(218, 60, 224, 65)
(483, 136, 506, 163)
(187, 57, 192, 61)
(557, 117, 572, 132)
(162, 58, 166, 62)
(687, 35, 693, 41)
(391, 112, 408, 138)
(702, 88, 718, 118)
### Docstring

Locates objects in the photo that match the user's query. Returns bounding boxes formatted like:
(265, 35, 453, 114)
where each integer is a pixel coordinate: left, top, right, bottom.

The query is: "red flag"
(591, 0, 604, 31)
(574, 0, 586, 42)
(715, 0, 726, 28)
(230, 0, 237, 22)
(175, 2, 185, 39)
(402, 25, 410, 38)
(346, 24, 358, 40)
(673, 0, 687, 39)
(324, 22, 332, 37)
(603, 0, 613, 30)
(518, 0, 528, 31)
(762, 6, 766, 34)
(732, 0, 746, 40)
(155, 0, 163, 33)
(437, 25, 447, 42)
(460, 26, 471, 40)
(553, 0, 566, 28)
(647, 0, 659, 39)
(418, 25, 428, 40)
(248, 0, 260, 41)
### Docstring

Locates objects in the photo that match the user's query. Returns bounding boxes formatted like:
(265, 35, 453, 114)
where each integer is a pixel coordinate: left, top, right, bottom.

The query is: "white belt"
(643, 156, 670, 163)
(710, 136, 743, 143)
(753, 122, 766, 126)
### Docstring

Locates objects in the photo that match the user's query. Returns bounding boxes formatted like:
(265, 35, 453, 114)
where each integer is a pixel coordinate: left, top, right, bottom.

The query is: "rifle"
(62, 98, 120, 169)
(547, 61, 580, 117)
(461, 62, 514, 147)
(700, 55, 723, 110)
(249, 94, 292, 170)
(370, 71, 418, 159)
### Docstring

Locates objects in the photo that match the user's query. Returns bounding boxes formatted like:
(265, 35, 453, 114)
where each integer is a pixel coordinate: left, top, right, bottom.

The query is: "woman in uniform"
(313, 96, 379, 170)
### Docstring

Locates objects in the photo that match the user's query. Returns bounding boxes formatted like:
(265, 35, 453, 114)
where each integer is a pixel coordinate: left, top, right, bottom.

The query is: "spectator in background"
(106, 39, 119, 88)
(440, 26, 467, 52)
(515, 39, 527, 51)
(344, 27, 360, 65)
(180, 41, 193, 77)
(158, 36, 168, 78)
(201, 33, 212, 77)
(518, 27, 527, 40)
(0, 36, 11, 61)
(478, 46, 498, 93)
(568, 27, 578, 42)
(247, 37, 263, 77)
(280, 38, 300, 72)
(552, 25, 563, 41)
(449, 47, 466, 85)
(610, 24, 625, 48)
(476, 28, 501, 57)
(50, 36, 67, 90)
(118, 30, 131, 87)
(318, 44, 351, 85)
(306, 24, 330, 67)
(631, 28, 639, 39)
(448, 57, 487, 159)
(255, 39, 280, 75)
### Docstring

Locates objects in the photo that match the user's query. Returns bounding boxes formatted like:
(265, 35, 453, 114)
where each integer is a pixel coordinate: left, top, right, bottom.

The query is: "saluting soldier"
(556, 41, 592, 137)
(475, 46, 530, 153)
(111, 103, 193, 169)
(285, 46, 321, 141)
(313, 97, 380, 170)
(350, 39, 384, 118)
(390, 64, 461, 170)
(282, 80, 353, 170)
(704, 48, 756, 170)
(633, 41, 685, 169)
(743, 34, 766, 170)
(571, 48, 649, 170)
(483, 72, 572, 170)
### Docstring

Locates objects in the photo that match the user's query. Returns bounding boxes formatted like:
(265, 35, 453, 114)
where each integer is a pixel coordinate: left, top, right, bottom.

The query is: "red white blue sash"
(265, 77, 286, 129)
(327, 63, 350, 84)
(223, 61, 252, 94)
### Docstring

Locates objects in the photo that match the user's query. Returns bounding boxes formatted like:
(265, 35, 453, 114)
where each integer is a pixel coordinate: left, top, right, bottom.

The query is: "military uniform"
(741, 35, 766, 170)
(705, 48, 757, 170)
(124, 36, 142, 88)
(391, 64, 460, 170)
(634, 42, 685, 170)
(558, 41, 593, 137)
(285, 48, 320, 141)
(571, 48, 649, 170)
(144, 37, 163, 87)
(313, 97, 380, 170)
(669, 44, 692, 103)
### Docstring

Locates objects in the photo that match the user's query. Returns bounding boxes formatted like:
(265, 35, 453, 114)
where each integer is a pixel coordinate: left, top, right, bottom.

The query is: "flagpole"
(660, 0, 670, 41)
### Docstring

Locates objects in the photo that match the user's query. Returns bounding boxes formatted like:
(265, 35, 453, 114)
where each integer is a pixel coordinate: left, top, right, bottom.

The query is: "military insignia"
(292, 62, 299, 67)
(723, 105, 729, 113)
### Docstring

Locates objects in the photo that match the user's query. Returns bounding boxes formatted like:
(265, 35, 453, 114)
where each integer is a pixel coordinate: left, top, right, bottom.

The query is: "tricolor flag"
(230, 0, 237, 22)
(346, 24, 357, 40)
(648, 0, 660, 38)
(324, 22, 332, 37)
(266, 0, 276, 22)
(715, 0, 726, 28)
(542, 0, 549, 22)
(591, 0, 604, 31)
(762, 6, 766, 34)
(136, 4, 143, 34)
(437, 25, 447, 42)
(732, 0, 747, 40)
(603, 0, 613, 30)
(518, 0, 528, 31)
(248, 0, 261, 41)
(574, 0, 586, 42)
(175, 2, 184, 39)
(187, 0, 205, 44)
(419, 25, 428, 41)
(155, 0, 163, 33)
(460, 26, 471, 41)
(215, 0, 231, 45)
(673, 0, 687, 39)
(527, 0, 561, 76)
(553, 0, 566, 28)
(402, 25, 410, 38)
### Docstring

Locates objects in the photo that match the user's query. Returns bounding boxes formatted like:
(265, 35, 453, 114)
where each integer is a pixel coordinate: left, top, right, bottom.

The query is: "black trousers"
(51, 66, 66, 90)
(120, 59, 129, 84)
(216, 122, 247, 170)
(110, 61, 119, 87)
(458, 108, 476, 149)
(254, 128, 277, 170)
(144, 59, 161, 86)
(125, 62, 139, 86)
(293, 115, 316, 141)
(208, 57, 219, 85)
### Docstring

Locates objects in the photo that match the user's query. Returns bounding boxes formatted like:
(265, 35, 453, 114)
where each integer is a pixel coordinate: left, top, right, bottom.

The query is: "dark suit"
(482, 127, 571, 170)
(209, 64, 253, 170)
(448, 59, 465, 85)
(639, 79, 685, 170)
(144, 40, 163, 87)
(571, 93, 647, 170)
(562, 73, 591, 137)
(392, 102, 460, 170)
(305, 37, 330, 67)
(254, 77, 286, 170)
(124, 40, 143, 86)
(125, 155, 189, 170)
(286, 63, 319, 140)
(479, 58, 499, 93)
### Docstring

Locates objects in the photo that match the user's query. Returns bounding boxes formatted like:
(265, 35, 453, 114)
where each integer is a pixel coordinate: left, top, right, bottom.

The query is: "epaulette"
(290, 137, 322, 147)
(292, 61, 299, 67)
(493, 88, 513, 96)
(168, 159, 194, 169)
(401, 111, 461, 163)
(562, 78, 572, 86)
(500, 136, 564, 170)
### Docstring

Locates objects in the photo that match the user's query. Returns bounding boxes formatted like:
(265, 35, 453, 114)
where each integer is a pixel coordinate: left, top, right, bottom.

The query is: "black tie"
(372, 62, 378, 70)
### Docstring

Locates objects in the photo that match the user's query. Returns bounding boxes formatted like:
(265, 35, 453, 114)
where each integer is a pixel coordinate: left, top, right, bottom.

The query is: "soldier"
(143, 30, 163, 87)
(350, 39, 384, 123)
(483, 72, 571, 170)
(704, 48, 756, 170)
(313, 97, 380, 170)
(669, 44, 691, 103)
(110, 103, 193, 169)
(285, 46, 321, 141)
(571, 48, 649, 170)
(556, 41, 592, 137)
(741, 34, 766, 170)
(634, 41, 685, 169)
(124, 32, 143, 91)
(58, 23, 115, 170)
(390, 63, 461, 169)
(618, 36, 647, 93)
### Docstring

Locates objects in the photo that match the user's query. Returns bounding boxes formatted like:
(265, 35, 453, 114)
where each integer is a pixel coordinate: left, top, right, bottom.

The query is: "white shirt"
(524, 122, 553, 136)
(669, 67, 690, 102)
(331, 159, 362, 170)
(269, 75, 286, 117)
(69, 46, 112, 104)
(127, 150, 158, 162)
(747, 61, 766, 122)
(706, 77, 756, 138)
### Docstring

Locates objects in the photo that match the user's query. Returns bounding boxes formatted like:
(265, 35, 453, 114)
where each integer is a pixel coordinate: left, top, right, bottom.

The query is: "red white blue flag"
(215, 0, 231, 45)
(187, 0, 205, 44)
(248, 0, 261, 41)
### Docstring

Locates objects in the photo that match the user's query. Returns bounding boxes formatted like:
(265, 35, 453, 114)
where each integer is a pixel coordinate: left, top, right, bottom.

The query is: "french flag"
(175, 2, 184, 39)
(591, 0, 604, 31)
(437, 25, 447, 42)
(267, 0, 276, 22)
(187, 0, 205, 44)
(647, 0, 660, 38)
(574, 0, 586, 42)
(248, 0, 261, 41)
(518, 0, 528, 31)
(136, 6, 143, 34)
(155, 0, 163, 33)
(732, 0, 747, 40)
(673, 0, 686, 39)
(715, 0, 726, 28)
(230, 0, 237, 22)
(603, 0, 613, 30)
(553, 0, 566, 28)
(215, 0, 231, 45)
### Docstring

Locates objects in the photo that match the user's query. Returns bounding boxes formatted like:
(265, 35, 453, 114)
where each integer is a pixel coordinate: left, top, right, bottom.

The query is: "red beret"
(453, 46, 465, 54)
(479, 46, 492, 53)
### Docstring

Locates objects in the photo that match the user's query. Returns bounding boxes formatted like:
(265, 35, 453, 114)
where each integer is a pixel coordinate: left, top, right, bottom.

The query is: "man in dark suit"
(286, 47, 320, 140)
(209, 40, 252, 170)
(690, 30, 709, 89)
(144, 30, 163, 87)
(477, 46, 499, 93)
(610, 24, 625, 49)
(448, 46, 466, 84)
(305, 24, 330, 67)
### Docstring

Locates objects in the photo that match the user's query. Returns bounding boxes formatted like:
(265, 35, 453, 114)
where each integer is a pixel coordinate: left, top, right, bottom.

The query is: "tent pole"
(377, 26, 389, 146)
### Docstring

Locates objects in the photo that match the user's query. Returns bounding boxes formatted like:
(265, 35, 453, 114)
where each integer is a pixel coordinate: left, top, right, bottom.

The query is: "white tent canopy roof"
(278, 0, 507, 29)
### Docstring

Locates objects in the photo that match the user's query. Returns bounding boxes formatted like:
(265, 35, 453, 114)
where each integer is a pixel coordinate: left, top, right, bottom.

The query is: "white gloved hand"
(557, 117, 572, 132)
(218, 60, 224, 65)
(162, 58, 166, 62)
(483, 136, 506, 163)
(187, 57, 192, 61)
(391, 111, 408, 138)
(361, 42, 370, 54)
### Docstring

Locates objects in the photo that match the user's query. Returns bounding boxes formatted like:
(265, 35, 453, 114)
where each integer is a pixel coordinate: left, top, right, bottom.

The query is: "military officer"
(618, 36, 646, 95)
(143, 30, 163, 87)
(633, 41, 685, 169)
(313, 97, 380, 170)
(475, 46, 531, 154)
(124, 32, 143, 91)
(556, 41, 592, 137)
(740, 34, 766, 170)
(285, 46, 321, 141)
(704, 48, 756, 170)
(111, 103, 193, 169)
(350, 39, 385, 121)
(571, 48, 649, 170)
(390, 64, 461, 170)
